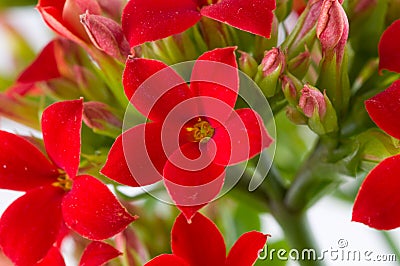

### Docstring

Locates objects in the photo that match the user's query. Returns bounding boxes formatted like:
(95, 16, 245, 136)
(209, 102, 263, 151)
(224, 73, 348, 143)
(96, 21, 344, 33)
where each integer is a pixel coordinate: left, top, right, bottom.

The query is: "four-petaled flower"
(122, 0, 276, 47)
(144, 213, 268, 266)
(101, 47, 273, 221)
(352, 19, 400, 230)
(0, 99, 135, 265)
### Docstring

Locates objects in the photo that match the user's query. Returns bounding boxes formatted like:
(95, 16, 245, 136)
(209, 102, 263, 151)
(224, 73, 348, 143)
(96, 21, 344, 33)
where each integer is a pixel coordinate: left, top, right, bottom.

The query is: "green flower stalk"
(316, 0, 350, 118)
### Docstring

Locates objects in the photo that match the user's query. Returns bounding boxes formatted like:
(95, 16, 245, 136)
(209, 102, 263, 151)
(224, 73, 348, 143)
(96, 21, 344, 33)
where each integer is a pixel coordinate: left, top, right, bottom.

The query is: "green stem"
(239, 165, 324, 266)
(284, 138, 341, 212)
(271, 208, 324, 266)
(381, 231, 400, 260)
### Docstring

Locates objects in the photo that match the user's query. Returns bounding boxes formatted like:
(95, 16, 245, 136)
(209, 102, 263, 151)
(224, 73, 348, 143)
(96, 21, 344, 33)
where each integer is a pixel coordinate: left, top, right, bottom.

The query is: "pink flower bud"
(297, 0, 323, 41)
(81, 12, 130, 61)
(317, 0, 349, 62)
(62, 0, 102, 41)
(299, 85, 326, 118)
(261, 48, 285, 76)
(83, 101, 122, 132)
(281, 75, 298, 101)
(288, 48, 310, 77)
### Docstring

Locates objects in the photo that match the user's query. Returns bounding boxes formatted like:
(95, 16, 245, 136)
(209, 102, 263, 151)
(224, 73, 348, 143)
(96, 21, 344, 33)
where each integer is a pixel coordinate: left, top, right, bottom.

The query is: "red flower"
(0, 99, 135, 265)
(101, 47, 273, 221)
(144, 213, 268, 266)
(352, 20, 400, 230)
(121, 0, 276, 47)
(37, 0, 129, 58)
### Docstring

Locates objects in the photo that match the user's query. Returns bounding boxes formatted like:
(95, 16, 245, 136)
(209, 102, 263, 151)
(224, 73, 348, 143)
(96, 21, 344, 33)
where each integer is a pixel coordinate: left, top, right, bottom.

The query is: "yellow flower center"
(52, 171, 73, 191)
(186, 118, 215, 142)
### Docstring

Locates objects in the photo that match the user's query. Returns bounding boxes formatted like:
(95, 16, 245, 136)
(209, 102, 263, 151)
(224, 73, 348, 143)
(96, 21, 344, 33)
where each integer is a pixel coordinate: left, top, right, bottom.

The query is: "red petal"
(79, 241, 121, 266)
(0, 186, 64, 266)
(190, 47, 238, 121)
(352, 155, 400, 230)
(37, 1, 85, 46)
(62, 175, 136, 240)
(41, 99, 83, 178)
(36, 247, 66, 266)
(0, 131, 59, 191)
(121, 0, 201, 47)
(37, 0, 101, 44)
(163, 143, 225, 221)
(145, 254, 189, 266)
(17, 40, 60, 83)
(210, 108, 273, 166)
(365, 80, 400, 139)
(101, 123, 165, 187)
(378, 19, 400, 73)
(123, 57, 194, 122)
(201, 0, 276, 38)
(226, 232, 268, 266)
(171, 213, 226, 266)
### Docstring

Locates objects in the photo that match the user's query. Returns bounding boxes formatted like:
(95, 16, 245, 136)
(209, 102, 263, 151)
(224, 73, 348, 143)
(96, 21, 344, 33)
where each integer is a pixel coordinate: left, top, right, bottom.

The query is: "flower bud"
(299, 85, 326, 118)
(287, 48, 311, 78)
(81, 12, 130, 62)
(299, 84, 338, 134)
(317, 0, 349, 62)
(83, 101, 122, 138)
(284, 0, 322, 57)
(281, 73, 302, 106)
(62, 0, 102, 42)
(0, 93, 40, 130)
(255, 48, 286, 97)
(238, 51, 258, 78)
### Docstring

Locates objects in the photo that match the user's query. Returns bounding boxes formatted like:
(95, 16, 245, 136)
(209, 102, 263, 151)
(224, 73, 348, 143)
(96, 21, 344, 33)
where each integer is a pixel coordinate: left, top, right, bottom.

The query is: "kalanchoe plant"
(1, 0, 400, 265)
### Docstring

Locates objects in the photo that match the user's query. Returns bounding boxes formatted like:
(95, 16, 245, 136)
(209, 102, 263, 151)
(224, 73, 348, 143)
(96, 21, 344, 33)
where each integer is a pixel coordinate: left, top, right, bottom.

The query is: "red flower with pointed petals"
(144, 213, 268, 266)
(79, 241, 122, 266)
(0, 99, 135, 265)
(352, 19, 400, 230)
(378, 19, 400, 73)
(122, 0, 276, 47)
(101, 47, 273, 221)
